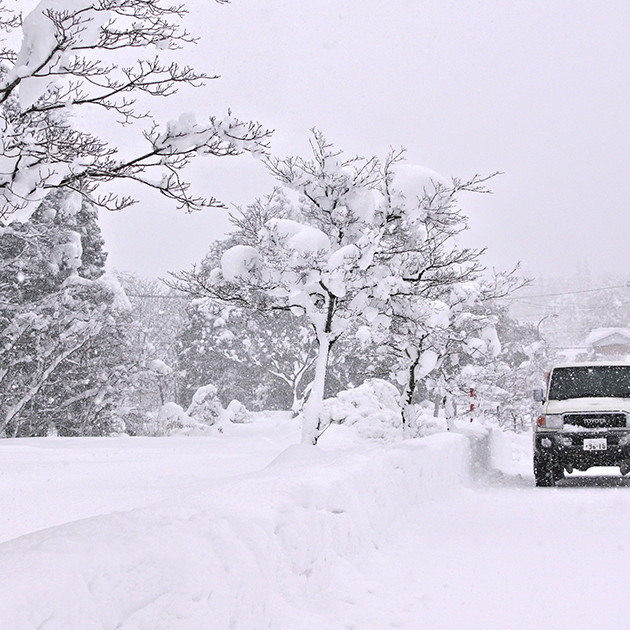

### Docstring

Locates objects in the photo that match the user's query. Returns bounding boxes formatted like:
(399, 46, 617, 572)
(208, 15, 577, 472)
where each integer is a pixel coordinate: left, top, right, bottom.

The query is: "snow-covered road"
(1, 419, 630, 629)
(358, 477, 630, 630)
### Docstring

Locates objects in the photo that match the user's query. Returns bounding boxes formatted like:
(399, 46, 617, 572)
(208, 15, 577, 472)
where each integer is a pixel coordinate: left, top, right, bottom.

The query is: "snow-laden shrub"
(322, 379, 402, 442)
(413, 401, 448, 437)
(147, 359, 173, 376)
(223, 400, 251, 424)
(186, 384, 223, 425)
(146, 402, 196, 436)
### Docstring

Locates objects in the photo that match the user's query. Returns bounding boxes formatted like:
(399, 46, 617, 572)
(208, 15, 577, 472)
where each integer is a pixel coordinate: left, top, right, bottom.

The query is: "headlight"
(544, 414, 563, 429)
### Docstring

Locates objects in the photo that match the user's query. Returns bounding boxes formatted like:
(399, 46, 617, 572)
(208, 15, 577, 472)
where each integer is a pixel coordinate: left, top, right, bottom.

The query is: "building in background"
(584, 328, 630, 360)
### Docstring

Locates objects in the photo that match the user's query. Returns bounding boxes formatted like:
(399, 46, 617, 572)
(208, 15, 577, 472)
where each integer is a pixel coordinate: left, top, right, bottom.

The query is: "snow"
(147, 359, 172, 376)
(9, 0, 110, 109)
(388, 164, 450, 219)
(321, 379, 403, 443)
(0, 417, 468, 629)
(0, 419, 299, 544)
(264, 218, 331, 255)
(489, 427, 533, 476)
(220, 245, 261, 282)
(415, 348, 439, 379)
(2, 417, 630, 629)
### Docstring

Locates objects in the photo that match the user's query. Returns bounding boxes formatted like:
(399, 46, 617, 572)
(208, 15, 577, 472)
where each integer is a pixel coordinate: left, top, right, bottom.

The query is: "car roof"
(551, 362, 630, 369)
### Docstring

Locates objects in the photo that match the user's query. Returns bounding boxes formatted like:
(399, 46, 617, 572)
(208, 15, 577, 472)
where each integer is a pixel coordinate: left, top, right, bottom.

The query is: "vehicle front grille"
(563, 413, 627, 429)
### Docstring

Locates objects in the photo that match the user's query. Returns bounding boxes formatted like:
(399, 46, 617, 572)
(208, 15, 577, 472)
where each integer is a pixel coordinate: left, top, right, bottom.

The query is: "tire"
(534, 454, 557, 487)
(553, 464, 565, 482)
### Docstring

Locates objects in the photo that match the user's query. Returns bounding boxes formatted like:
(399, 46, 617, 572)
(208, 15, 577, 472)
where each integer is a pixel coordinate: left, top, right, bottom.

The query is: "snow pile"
(0, 433, 471, 629)
(321, 379, 403, 443)
(490, 427, 533, 477)
(0, 420, 301, 544)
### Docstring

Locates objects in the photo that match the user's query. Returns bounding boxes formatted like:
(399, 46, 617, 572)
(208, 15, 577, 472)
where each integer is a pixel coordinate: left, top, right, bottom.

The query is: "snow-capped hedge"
(321, 378, 403, 442)
(0, 434, 470, 629)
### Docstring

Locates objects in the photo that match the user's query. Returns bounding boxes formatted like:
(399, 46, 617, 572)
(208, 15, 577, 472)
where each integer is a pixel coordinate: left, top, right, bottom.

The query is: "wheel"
(554, 464, 565, 482)
(534, 454, 558, 487)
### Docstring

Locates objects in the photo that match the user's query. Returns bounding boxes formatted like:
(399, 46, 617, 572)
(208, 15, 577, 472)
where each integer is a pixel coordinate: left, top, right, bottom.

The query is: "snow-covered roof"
(584, 327, 630, 347)
(555, 347, 588, 363)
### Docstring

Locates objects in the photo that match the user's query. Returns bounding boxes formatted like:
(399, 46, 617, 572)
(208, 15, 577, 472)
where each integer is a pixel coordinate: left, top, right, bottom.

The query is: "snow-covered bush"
(322, 379, 403, 442)
(147, 359, 173, 377)
(149, 402, 195, 436)
(186, 384, 224, 425)
(412, 402, 448, 437)
(223, 400, 252, 424)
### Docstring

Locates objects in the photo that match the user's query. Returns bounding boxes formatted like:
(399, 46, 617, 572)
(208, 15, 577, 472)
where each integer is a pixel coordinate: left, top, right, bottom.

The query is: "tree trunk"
(402, 403, 417, 439)
(291, 389, 303, 417)
(401, 357, 420, 439)
(301, 332, 330, 445)
(433, 392, 442, 417)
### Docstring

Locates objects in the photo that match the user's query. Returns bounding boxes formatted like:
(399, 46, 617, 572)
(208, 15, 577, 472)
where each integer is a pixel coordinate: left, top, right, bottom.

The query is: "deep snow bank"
(0, 417, 301, 544)
(489, 427, 533, 477)
(0, 433, 470, 630)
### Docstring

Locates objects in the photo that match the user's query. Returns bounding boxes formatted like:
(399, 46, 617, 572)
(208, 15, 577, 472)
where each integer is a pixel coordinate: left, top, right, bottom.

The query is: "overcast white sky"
(91, 0, 630, 282)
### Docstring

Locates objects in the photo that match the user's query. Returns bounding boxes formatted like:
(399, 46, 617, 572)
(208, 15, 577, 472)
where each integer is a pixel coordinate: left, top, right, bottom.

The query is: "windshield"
(548, 366, 630, 400)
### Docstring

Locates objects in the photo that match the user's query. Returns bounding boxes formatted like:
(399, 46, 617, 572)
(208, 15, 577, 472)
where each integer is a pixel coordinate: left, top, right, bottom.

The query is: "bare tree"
(0, 0, 271, 223)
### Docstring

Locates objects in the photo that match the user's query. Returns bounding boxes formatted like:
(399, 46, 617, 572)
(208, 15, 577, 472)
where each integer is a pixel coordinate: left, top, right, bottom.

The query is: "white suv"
(534, 362, 630, 486)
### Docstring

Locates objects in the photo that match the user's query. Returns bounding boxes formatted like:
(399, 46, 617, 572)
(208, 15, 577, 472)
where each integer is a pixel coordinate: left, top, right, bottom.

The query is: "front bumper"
(535, 430, 630, 471)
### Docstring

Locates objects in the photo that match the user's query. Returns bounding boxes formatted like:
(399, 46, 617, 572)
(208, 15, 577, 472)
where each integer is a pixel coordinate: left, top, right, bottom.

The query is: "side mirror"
(533, 388, 545, 402)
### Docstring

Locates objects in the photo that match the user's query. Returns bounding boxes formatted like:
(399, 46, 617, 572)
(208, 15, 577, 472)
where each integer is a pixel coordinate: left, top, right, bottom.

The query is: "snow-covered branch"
(0, 0, 272, 223)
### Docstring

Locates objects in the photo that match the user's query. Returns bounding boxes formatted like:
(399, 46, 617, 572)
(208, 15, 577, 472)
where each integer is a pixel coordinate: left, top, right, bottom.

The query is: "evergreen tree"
(0, 190, 131, 436)
(176, 302, 275, 410)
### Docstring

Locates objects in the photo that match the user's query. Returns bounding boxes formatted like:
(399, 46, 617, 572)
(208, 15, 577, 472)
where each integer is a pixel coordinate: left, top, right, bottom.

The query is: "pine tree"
(0, 190, 131, 436)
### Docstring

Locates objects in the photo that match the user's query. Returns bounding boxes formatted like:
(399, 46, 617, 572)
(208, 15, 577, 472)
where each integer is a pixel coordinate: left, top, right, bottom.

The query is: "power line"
(126, 293, 188, 300)
(500, 283, 630, 301)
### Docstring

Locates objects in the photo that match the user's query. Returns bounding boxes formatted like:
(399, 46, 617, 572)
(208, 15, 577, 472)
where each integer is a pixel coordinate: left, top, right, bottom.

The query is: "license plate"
(583, 438, 607, 451)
